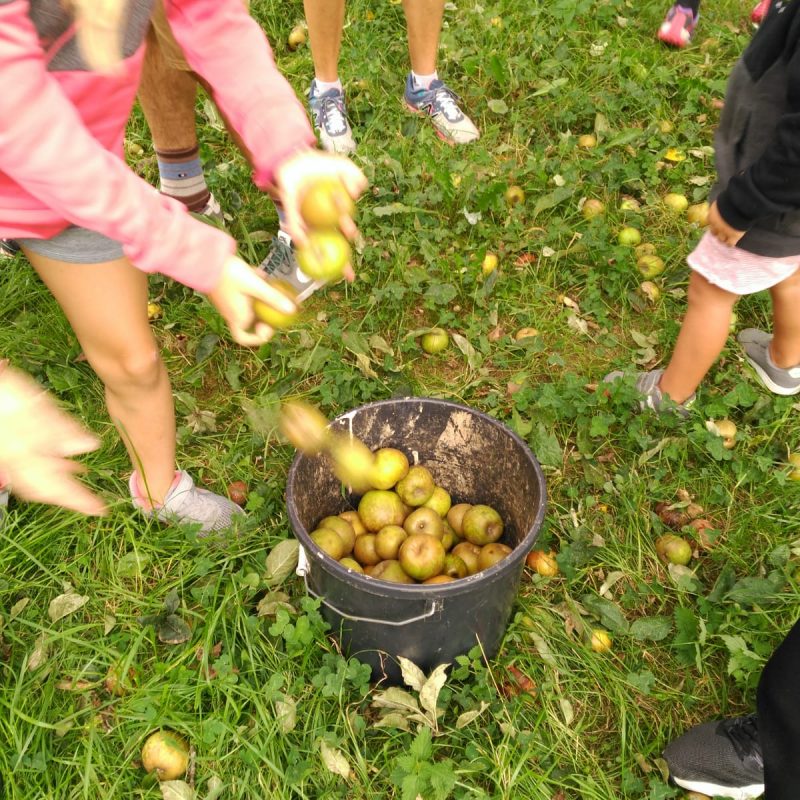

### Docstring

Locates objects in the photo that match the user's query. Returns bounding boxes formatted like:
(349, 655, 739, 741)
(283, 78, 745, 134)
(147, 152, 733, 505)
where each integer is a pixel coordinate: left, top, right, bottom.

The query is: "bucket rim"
(286, 396, 547, 594)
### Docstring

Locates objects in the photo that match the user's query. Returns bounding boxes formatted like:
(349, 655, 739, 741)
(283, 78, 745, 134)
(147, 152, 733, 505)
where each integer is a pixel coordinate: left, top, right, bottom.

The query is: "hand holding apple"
(274, 150, 367, 261)
(208, 255, 297, 345)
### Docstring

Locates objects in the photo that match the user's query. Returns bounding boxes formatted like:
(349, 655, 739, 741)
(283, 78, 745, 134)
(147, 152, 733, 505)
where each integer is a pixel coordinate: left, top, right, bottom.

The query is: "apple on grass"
(420, 328, 449, 354)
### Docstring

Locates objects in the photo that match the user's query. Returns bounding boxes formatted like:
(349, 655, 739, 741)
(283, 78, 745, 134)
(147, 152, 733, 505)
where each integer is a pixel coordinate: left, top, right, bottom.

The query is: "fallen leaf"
(264, 539, 299, 585)
(49, 591, 88, 623)
(160, 780, 196, 800)
(319, 740, 351, 780)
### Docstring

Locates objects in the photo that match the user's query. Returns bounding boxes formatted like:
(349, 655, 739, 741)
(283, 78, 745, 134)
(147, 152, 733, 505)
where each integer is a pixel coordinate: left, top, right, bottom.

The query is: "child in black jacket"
(607, 0, 800, 415)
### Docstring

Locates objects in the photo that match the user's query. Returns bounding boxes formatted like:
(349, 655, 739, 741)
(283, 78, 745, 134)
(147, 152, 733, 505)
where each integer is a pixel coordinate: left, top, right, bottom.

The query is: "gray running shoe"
(403, 74, 480, 145)
(258, 231, 316, 297)
(0, 240, 20, 258)
(738, 328, 800, 396)
(663, 714, 764, 800)
(308, 81, 356, 155)
(603, 368, 695, 417)
(130, 470, 244, 534)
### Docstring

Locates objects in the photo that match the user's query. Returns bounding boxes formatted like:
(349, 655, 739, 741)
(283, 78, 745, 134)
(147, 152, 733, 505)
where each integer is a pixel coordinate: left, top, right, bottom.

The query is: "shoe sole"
(744, 355, 800, 396)
(672, 776, 764, 799)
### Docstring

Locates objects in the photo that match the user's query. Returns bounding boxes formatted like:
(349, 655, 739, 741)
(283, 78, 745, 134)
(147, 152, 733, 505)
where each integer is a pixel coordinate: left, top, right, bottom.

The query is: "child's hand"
(207, 255, 297, 346)
(274, 150, 368, 269)
(0, 365, 106, 516)
(708, 201, 746, 246)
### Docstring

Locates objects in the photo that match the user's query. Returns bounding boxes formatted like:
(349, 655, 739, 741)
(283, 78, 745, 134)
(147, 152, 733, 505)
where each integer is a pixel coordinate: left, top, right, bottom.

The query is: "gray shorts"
(15, 225, 124, 264)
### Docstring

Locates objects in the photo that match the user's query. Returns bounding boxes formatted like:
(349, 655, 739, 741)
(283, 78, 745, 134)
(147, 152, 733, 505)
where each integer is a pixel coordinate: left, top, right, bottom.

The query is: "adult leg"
(20, 249, 177, 504)
(659, 271, 738, 404)
(304, 0, 346, 83)
(401, 0, 480, 144)
(401, 0, 445, 75)
(757, 619, 800, 798)
(303, 0, 355, 154)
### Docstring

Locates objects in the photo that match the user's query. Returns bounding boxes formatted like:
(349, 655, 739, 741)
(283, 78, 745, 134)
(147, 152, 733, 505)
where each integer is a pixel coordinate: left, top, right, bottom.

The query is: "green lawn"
(2, 0, 799, 798)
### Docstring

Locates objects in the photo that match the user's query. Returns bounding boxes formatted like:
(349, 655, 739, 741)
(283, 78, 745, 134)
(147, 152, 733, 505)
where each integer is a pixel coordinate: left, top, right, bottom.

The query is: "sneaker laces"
(720, 715, 764, 770)
(319, 96, 348, 136)
(262, 235, 294, 277)
(431, 86, 463, 122)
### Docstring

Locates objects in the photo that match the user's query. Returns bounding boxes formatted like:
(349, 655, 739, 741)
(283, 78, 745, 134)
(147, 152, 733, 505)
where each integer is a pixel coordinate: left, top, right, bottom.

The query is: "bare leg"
(21, 250, 177, 504)
(659, 271, 738, 403)
(769, 268, 800, 368)
(304, 0, 347, 82)
(138, 27, 198, 151)
(402, 0, 445, 74)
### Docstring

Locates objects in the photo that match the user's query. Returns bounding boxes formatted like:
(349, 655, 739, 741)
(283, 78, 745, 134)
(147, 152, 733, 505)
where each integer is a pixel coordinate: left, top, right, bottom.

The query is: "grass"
(2, 0, 799, 797)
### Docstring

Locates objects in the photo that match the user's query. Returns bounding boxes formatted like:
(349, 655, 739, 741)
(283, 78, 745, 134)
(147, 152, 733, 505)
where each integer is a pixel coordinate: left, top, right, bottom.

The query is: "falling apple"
(590, 629, 612, 653)
(514, 327, 539, 341)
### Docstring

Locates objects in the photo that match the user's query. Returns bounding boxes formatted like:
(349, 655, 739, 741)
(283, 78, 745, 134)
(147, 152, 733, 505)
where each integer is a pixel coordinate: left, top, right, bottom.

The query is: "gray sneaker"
(258, 231, 317, 298)
(738, 327, 800, 396)
(0, 240, 20, 258)
(403, 74, 480, 145)
(603, 368, 695, 417)
(308, 81, 356, 155)
(0, 484, 9, 526)
(130, 470, 244, 534)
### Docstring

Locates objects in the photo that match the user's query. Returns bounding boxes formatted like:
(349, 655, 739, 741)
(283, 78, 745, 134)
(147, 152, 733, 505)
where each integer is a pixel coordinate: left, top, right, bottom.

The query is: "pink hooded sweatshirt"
(0, 0, 316, 293)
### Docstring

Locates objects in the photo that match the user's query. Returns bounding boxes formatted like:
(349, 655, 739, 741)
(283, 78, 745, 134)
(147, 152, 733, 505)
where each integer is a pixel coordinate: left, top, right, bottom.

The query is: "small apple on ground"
(707, 418, 737, 449)
(789, 452, 800, 481)
(655, 534, 692, 566)
(287, 24, 306, 50)
(687, 201, 710, 226)
(590, 629, 612, 653)
(618, 227, 642, 246)
(481, 253, 499, 275)
(639, 281, 661, 303)
(504, 185, 525, 206)
(634, 243, 657, 258)
(663, 192, 689, 213)
(141, 730, 189, 780)
(581, 198, 605, 219)
(227, 480, 248, 506)
(577, 133, 597, 149)
(420, 328, 449, 354)
(637, 254, 665, 279)
(525, 549, 559, 576)
(147, 302, 162, 321)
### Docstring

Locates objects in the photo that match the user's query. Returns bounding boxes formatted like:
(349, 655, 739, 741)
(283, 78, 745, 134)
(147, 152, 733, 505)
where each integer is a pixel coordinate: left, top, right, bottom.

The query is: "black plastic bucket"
(286, 397, 547, 683)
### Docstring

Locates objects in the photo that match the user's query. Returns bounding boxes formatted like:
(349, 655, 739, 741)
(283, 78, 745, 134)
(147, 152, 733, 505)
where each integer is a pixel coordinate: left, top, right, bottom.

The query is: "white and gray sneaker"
(308, 81, 356, 155)
(403, 74, 480, 145)
(603, 368, 695, 417)
(663, 714, 765, 800)
(738, 328, 800, 396)
(130, 470, 244, 534)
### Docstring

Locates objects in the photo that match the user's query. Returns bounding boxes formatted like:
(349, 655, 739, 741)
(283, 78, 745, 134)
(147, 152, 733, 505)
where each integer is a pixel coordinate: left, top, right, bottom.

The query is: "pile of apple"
(309, 454, 512, 584)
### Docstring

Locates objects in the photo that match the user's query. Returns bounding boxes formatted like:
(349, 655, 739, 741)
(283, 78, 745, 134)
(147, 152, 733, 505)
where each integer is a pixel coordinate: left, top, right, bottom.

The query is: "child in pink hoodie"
(0, 0, 366, 532)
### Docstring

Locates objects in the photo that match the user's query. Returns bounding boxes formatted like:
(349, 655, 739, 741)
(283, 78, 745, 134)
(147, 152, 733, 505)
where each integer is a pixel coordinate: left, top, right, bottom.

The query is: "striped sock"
(155, 146, 211, 213)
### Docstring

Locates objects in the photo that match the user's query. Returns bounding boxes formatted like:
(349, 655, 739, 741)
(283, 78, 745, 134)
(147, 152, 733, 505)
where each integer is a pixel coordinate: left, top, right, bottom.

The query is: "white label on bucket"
(296, 545, 309, 577)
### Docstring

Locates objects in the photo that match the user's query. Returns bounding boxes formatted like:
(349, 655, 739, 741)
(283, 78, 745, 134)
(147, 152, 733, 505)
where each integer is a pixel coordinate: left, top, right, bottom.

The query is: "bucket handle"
(303, 574, 443, 626)
(297, 544, 444, 625)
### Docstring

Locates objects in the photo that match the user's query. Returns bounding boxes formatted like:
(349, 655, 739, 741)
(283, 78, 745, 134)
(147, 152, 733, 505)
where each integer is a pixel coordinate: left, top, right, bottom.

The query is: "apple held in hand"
(300, 177, 355, 230)
(296, 230, 351, 282)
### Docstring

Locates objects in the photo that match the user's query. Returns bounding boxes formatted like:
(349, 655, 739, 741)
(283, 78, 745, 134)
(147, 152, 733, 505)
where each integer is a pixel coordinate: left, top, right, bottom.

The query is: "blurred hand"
(206, 255, 297, 346)
(708, 201, 746, 246)
(274, 150, 368, 279)
(0, 365, 105, 515)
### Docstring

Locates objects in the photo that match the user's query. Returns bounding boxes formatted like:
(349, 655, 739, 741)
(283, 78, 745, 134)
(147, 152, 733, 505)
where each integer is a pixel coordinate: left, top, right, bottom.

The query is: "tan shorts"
(149, 0, 250, 71)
